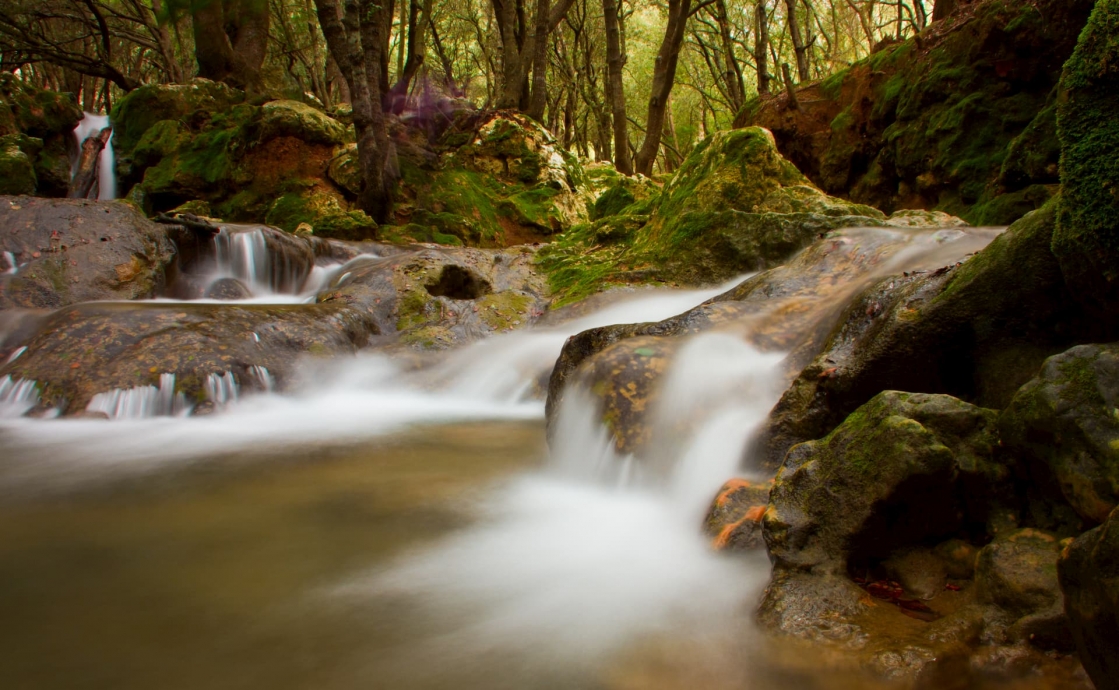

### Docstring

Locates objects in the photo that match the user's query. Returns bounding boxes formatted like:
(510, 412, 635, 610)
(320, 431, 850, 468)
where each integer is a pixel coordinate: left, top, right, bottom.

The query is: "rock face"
(974, 529, 1069, 649)
(758, 201, 1100, 468)
(0, 197, 176, 310)
(1001, 344, 1119, 525)
(704, 479, 770, 551)
(0, 74, 83, 198)
(1052, 0, 1119, 318)
(0, 301, 379, 414)
(1059, 507, 1119, 690)
(538, 127, 888, 305)
(740, 0, 1093, 225)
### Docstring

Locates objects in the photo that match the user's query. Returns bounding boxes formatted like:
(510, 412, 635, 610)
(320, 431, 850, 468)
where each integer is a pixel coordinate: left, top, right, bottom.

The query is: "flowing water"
(2, 225, 1069, 689)
(72, 112, 116, 200)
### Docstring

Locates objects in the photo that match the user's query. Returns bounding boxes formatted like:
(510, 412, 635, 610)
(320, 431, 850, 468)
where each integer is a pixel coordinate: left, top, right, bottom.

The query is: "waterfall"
(85, 373, 190, 420)
(205, 371, 239, 407)
(0, 376, 39, 418)
(71, 112, 116, 200)
(2, 251, 16, 275)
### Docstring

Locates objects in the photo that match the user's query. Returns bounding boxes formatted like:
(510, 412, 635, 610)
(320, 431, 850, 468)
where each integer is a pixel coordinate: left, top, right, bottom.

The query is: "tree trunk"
(783, 0, 810, 82)
(387, 0, 432, 112)
(781, 62, 799, 110)
(713, 0, 745, 116)
(754, 1, 770, 95)
(192, 0, 270, 91)
(932, 0, 958, 21)
(602, 0, 631, 174)
(68, 127, 111, 199)
(633, 0, 690, 176)
(314, 0, 394, 224)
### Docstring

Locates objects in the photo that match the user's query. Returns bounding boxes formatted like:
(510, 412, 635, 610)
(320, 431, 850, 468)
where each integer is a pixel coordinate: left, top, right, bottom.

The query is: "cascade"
(2, 251, 16, 274)
(205, 371, 239, 407)
(0, 376, 39, 418)
(85, 373, 190, 420)
(71, 112, 116, 200)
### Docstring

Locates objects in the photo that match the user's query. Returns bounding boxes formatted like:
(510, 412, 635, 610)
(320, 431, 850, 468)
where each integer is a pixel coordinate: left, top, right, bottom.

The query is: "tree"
(633, 0, 693, 176)
(602, 0, 630, 173)
(313, 0, 394, 222)
(190, 0, 271, 90)
(492, 0, 575, 111)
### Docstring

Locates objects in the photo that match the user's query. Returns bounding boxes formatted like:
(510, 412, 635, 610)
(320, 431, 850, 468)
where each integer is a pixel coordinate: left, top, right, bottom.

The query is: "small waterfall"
(2, 251, 16, 275)
(6, 346, 27, 364)
(85, 373, 190, 420)
(205, 371, 239, 407)
(0, 376, 39, 418)
(71, 112, 116, 200)
(248, 366, 276, 392)
(213, 228, 269, 290)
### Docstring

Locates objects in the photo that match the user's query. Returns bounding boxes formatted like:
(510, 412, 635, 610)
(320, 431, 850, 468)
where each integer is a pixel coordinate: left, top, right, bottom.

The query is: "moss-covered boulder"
(1059, 506, 1119, 690)
(111, 79, 245, 165)
(0, 135, 36, 195)
(1000, 343, 1119, 525)
(758, 201, 1100, 469)
(315, 244, 548, 350)
(974, 528, 1068, 648)
(0, 300, 378, 414)
(764, 391, 1000, 574)
(1053, 0, 1119, 316)
(0, 197, 176, 310)
(0, 74, 83, 198)
(255, 100, 348, 146)
(538, 128, 887, 305)
(740, 0, 1093, 225)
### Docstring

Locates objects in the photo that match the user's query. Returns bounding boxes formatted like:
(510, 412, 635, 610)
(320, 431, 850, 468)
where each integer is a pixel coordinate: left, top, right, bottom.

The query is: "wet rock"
(316, 244, 548, 350)
(204, 277, 252, 300)
(883, 210, 968, 228)
(1059, 506, 1119, 690)
(764, 391, 999, 574)
(0, 197, 176, 310)
(0, 74, 83, 199)
(934, 538, 980, 579)
(1000, 343, 1119, 526)
(883, 548, 948, 600)
(974, 529, 1070, 649)
(1052, 0, 1119, 318)
(0, 301, 378, 413)
(758, 200, 1100, 468)
(703, 478, 770, 551)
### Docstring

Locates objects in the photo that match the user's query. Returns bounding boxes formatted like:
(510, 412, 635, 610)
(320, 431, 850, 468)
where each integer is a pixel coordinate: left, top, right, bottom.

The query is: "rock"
(264, 186, 377, 240)
(703, 478, 770, 551)
(1000, 343, 1119, 525)
(538, 127, 888, 304)
(934, 538, 980, 579)
(316, 244, 549, 350)
(975, 528, 1070, 649)
(204, 277, 252, 300)
(758, 200, 1099, 468)
(884, 210, 968, 228)
(739, 0, 1092, 225)
(1053, 0, 1119, 318)
(883, 548, 948, 600)
(1059, 506, 1119, 690)
(0, 135, 36, 195)
(763, 391, 1000, 575)
(0, 197, 176, 310)
(255, 100, 348, 146)
(0, 300, 378, 413)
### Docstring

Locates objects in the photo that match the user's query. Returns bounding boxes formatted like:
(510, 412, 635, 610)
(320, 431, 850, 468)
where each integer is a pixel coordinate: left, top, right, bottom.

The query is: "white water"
(0, 224, 1004, 682)
(72, 112, 116, 200)
(85, 373, 190, 420)
(0, 375, 39, 418)
(2, 250, 16, 275)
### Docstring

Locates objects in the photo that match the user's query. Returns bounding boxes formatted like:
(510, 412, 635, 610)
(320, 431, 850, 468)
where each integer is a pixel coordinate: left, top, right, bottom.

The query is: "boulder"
(1059, 506, 1119, 690)
(758, 200, 1100, 468)
(974, 529, 1068, 648)
(1053, 0, 1119, 317)
(0, 135, 36, 195)
(0, 73, 83, 199)
(538, 127, 889, 305)
(316, 244, 549, 350)
(1000, 343, 1119, 525)
(0, 197, 176, 310)
(0, 300, 378, 414)
(763, 391, 1000, 576)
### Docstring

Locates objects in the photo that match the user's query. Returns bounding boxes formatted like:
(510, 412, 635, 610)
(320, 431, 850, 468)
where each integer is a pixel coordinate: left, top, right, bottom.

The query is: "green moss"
(476, 291, 534, 330)
(593, 184, 637, 220)
(0, 134, 37, 195)
(820, 71, 847, 100)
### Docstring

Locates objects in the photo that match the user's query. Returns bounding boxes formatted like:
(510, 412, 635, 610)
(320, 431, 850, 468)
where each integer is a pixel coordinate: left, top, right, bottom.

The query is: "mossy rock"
(1059, 507, 1119, 690)
(111, 79, 246, 158)
(1053, 0, 1119, 316)
(0, 135, 37, 195)
(265, 187, 377, 240)
(1000, 343, 1119, 525)
(0, 73, 82, 139)
(764, 391, 1000, 572)
(253, 100, 348, 146)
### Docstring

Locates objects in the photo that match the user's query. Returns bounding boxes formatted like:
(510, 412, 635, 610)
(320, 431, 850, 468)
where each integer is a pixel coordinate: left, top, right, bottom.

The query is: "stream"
(2, 223, 1070, 689)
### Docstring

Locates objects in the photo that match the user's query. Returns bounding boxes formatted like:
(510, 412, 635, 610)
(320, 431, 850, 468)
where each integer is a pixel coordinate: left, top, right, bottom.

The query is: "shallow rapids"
(0, 225, 1017, 689)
